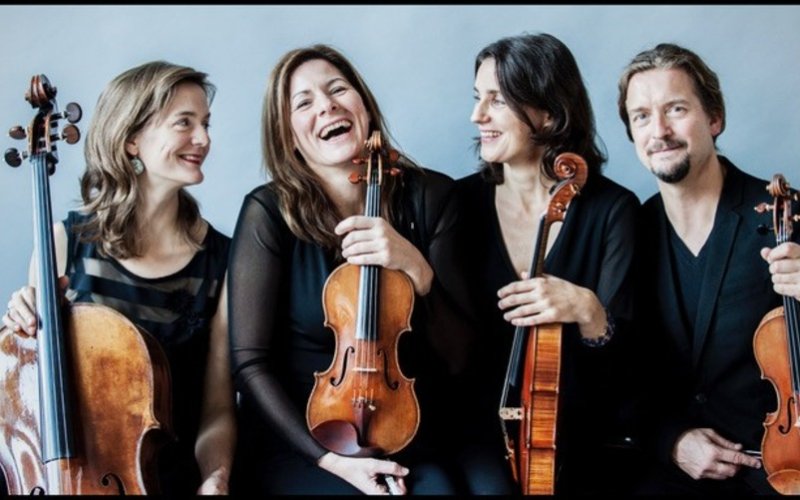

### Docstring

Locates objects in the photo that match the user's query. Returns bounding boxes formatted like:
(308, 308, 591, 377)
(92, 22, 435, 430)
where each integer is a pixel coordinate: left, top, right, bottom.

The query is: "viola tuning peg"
(8, 126, 26, 140)
(61, 124, 80, 145)
(754, 202, 773, 214)
(4, 148, 22, 167)
(64, 102, 82, 124)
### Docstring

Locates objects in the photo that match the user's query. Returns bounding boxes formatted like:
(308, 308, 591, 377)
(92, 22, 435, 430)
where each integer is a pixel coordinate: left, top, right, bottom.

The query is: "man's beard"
(652, 156, 691, 184)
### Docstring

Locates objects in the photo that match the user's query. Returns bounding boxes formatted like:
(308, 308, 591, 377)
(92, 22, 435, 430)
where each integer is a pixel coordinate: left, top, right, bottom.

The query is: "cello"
(0, 75, 172, 494)
(498, 152, 587, 495)
(753, 173, 800, 494)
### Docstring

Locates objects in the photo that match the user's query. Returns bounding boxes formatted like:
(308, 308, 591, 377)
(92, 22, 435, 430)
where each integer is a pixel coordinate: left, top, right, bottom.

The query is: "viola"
(753, 173, 800, 494)
(306, 131, 419, 460)
(498, 152, 588, 495)
(0, 74, 172, 494)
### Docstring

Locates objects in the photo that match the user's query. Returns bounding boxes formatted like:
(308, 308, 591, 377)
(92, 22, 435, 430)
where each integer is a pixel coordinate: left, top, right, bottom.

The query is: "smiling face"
(125, 82, 210, 188)
(471, 57, 548, 168)
(288, 58, 370, 174)
(625, 68, 722, 184)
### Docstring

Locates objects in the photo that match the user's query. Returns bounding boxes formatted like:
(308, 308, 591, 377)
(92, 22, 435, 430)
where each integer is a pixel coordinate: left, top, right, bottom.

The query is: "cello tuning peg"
(63, 102, 82, 124)
(8, 126, 26, 140)
(756, 224, 772, 235)
(4, 147, 23, 167)
(61, 124, 80, 145)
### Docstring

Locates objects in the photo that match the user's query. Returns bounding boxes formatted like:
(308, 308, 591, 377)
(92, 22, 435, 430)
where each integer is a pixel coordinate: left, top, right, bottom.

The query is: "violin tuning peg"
(388, 167, 402, 177)
(64, 102, 82, 124)
(348, 172, 363, 184)
(4, 148, 23, 167)
(8, 126, 25, 140)
(388, 149, 399, 163)
(61, 124, 80, 145)
(352, 157, 366, 165)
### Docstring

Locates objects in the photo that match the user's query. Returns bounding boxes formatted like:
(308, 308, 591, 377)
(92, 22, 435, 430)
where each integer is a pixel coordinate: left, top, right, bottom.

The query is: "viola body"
(307, 262, 419, 456)
(754, 306, 800, 494)
(0, 303, 172, 494)
(518, 322, 561, 495)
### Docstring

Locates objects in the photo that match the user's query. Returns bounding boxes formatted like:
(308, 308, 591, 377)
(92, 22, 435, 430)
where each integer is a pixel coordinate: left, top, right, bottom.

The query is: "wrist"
(581, 307, 615, 347)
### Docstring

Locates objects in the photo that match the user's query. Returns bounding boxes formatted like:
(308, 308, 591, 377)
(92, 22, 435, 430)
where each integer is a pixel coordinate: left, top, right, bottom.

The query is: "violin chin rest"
(768, 469, 800, 494)
(310, 419, 384, 457)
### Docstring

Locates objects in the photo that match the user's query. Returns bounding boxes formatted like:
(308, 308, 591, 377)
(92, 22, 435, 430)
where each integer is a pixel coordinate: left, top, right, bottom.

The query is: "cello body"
(0, 305, 171, 494)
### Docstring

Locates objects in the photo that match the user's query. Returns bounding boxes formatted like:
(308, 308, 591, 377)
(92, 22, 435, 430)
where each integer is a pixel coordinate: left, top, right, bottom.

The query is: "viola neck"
(355, 178, 381, 342)
(31, 152, 76, 462)
(504, 213, 550, 392)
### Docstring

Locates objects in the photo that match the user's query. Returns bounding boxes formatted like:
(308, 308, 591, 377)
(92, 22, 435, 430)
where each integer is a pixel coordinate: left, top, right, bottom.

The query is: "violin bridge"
(499, 407, 523, 420)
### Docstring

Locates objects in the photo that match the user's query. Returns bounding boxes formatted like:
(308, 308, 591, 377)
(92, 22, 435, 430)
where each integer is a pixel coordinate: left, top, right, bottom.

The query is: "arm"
(228, 191, 406, 494)
(4, 221, 69, 335)
(195, 277, 236, 494)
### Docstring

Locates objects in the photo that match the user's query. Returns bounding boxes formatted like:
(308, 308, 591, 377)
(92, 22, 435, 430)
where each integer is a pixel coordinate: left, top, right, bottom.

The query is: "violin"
(0, 75, 172, 494)
(498, 152, 588, 495)
(753, 173, 800, 494)
(306, 131, 419, 460)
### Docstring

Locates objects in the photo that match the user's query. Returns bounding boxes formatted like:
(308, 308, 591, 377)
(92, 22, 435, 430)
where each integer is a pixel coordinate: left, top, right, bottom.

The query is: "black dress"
(63, 210, 231, 495)
(454, 171, 641, 495)
(228, 168, 476, 495)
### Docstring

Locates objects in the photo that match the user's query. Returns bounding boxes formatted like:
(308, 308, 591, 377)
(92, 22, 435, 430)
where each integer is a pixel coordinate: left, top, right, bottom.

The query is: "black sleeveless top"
(62, 210, 230, 495)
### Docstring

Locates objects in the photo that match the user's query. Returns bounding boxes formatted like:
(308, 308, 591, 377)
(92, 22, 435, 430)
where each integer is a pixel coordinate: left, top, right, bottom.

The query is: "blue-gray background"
(1, 5, 799, 305)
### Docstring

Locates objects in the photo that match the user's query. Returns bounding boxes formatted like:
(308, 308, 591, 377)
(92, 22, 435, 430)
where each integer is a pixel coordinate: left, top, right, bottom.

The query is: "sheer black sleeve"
(404, 170, 478, 378)
(227, 187, 328, 463)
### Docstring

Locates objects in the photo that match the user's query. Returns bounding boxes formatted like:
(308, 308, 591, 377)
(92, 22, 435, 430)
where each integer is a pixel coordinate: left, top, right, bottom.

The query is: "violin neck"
(31, 152, 76, 462)
(355, 177, 382, 342)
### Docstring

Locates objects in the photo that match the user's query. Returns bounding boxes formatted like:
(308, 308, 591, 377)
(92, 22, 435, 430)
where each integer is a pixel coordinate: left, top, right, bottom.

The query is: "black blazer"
(637, 157, 795, 465)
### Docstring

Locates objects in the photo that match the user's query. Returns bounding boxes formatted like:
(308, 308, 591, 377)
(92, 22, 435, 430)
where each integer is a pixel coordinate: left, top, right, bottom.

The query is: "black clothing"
(635, 158, 799, 494)
(228, 168, 475, 494)
(454, 171, 641, 495)
(63, 210, 231, 496)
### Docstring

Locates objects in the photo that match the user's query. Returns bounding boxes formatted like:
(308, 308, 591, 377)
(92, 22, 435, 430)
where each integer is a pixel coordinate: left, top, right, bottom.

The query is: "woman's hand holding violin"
(336, 215, 433, 296)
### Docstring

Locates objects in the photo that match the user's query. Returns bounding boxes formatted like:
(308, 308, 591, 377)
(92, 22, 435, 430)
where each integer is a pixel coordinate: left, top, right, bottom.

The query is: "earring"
(131, 157, 145, 175)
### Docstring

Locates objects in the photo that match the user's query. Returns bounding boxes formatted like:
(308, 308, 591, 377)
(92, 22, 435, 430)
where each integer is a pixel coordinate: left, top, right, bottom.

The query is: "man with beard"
(617, 43, 800, 495)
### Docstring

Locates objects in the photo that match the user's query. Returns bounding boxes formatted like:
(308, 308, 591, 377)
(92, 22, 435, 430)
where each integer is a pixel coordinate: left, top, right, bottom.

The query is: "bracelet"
(581, 308, 615, 347)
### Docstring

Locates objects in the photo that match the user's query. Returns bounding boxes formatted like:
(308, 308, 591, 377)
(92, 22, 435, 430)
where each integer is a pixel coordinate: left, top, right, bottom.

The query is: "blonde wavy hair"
(262, 44, 420, 250)
(78, 60, 216, 259)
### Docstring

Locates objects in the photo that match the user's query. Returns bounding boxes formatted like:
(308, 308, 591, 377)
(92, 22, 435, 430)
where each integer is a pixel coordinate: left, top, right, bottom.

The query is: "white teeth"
(481, 131, 500, 138)
(320, 119, 351, 139)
